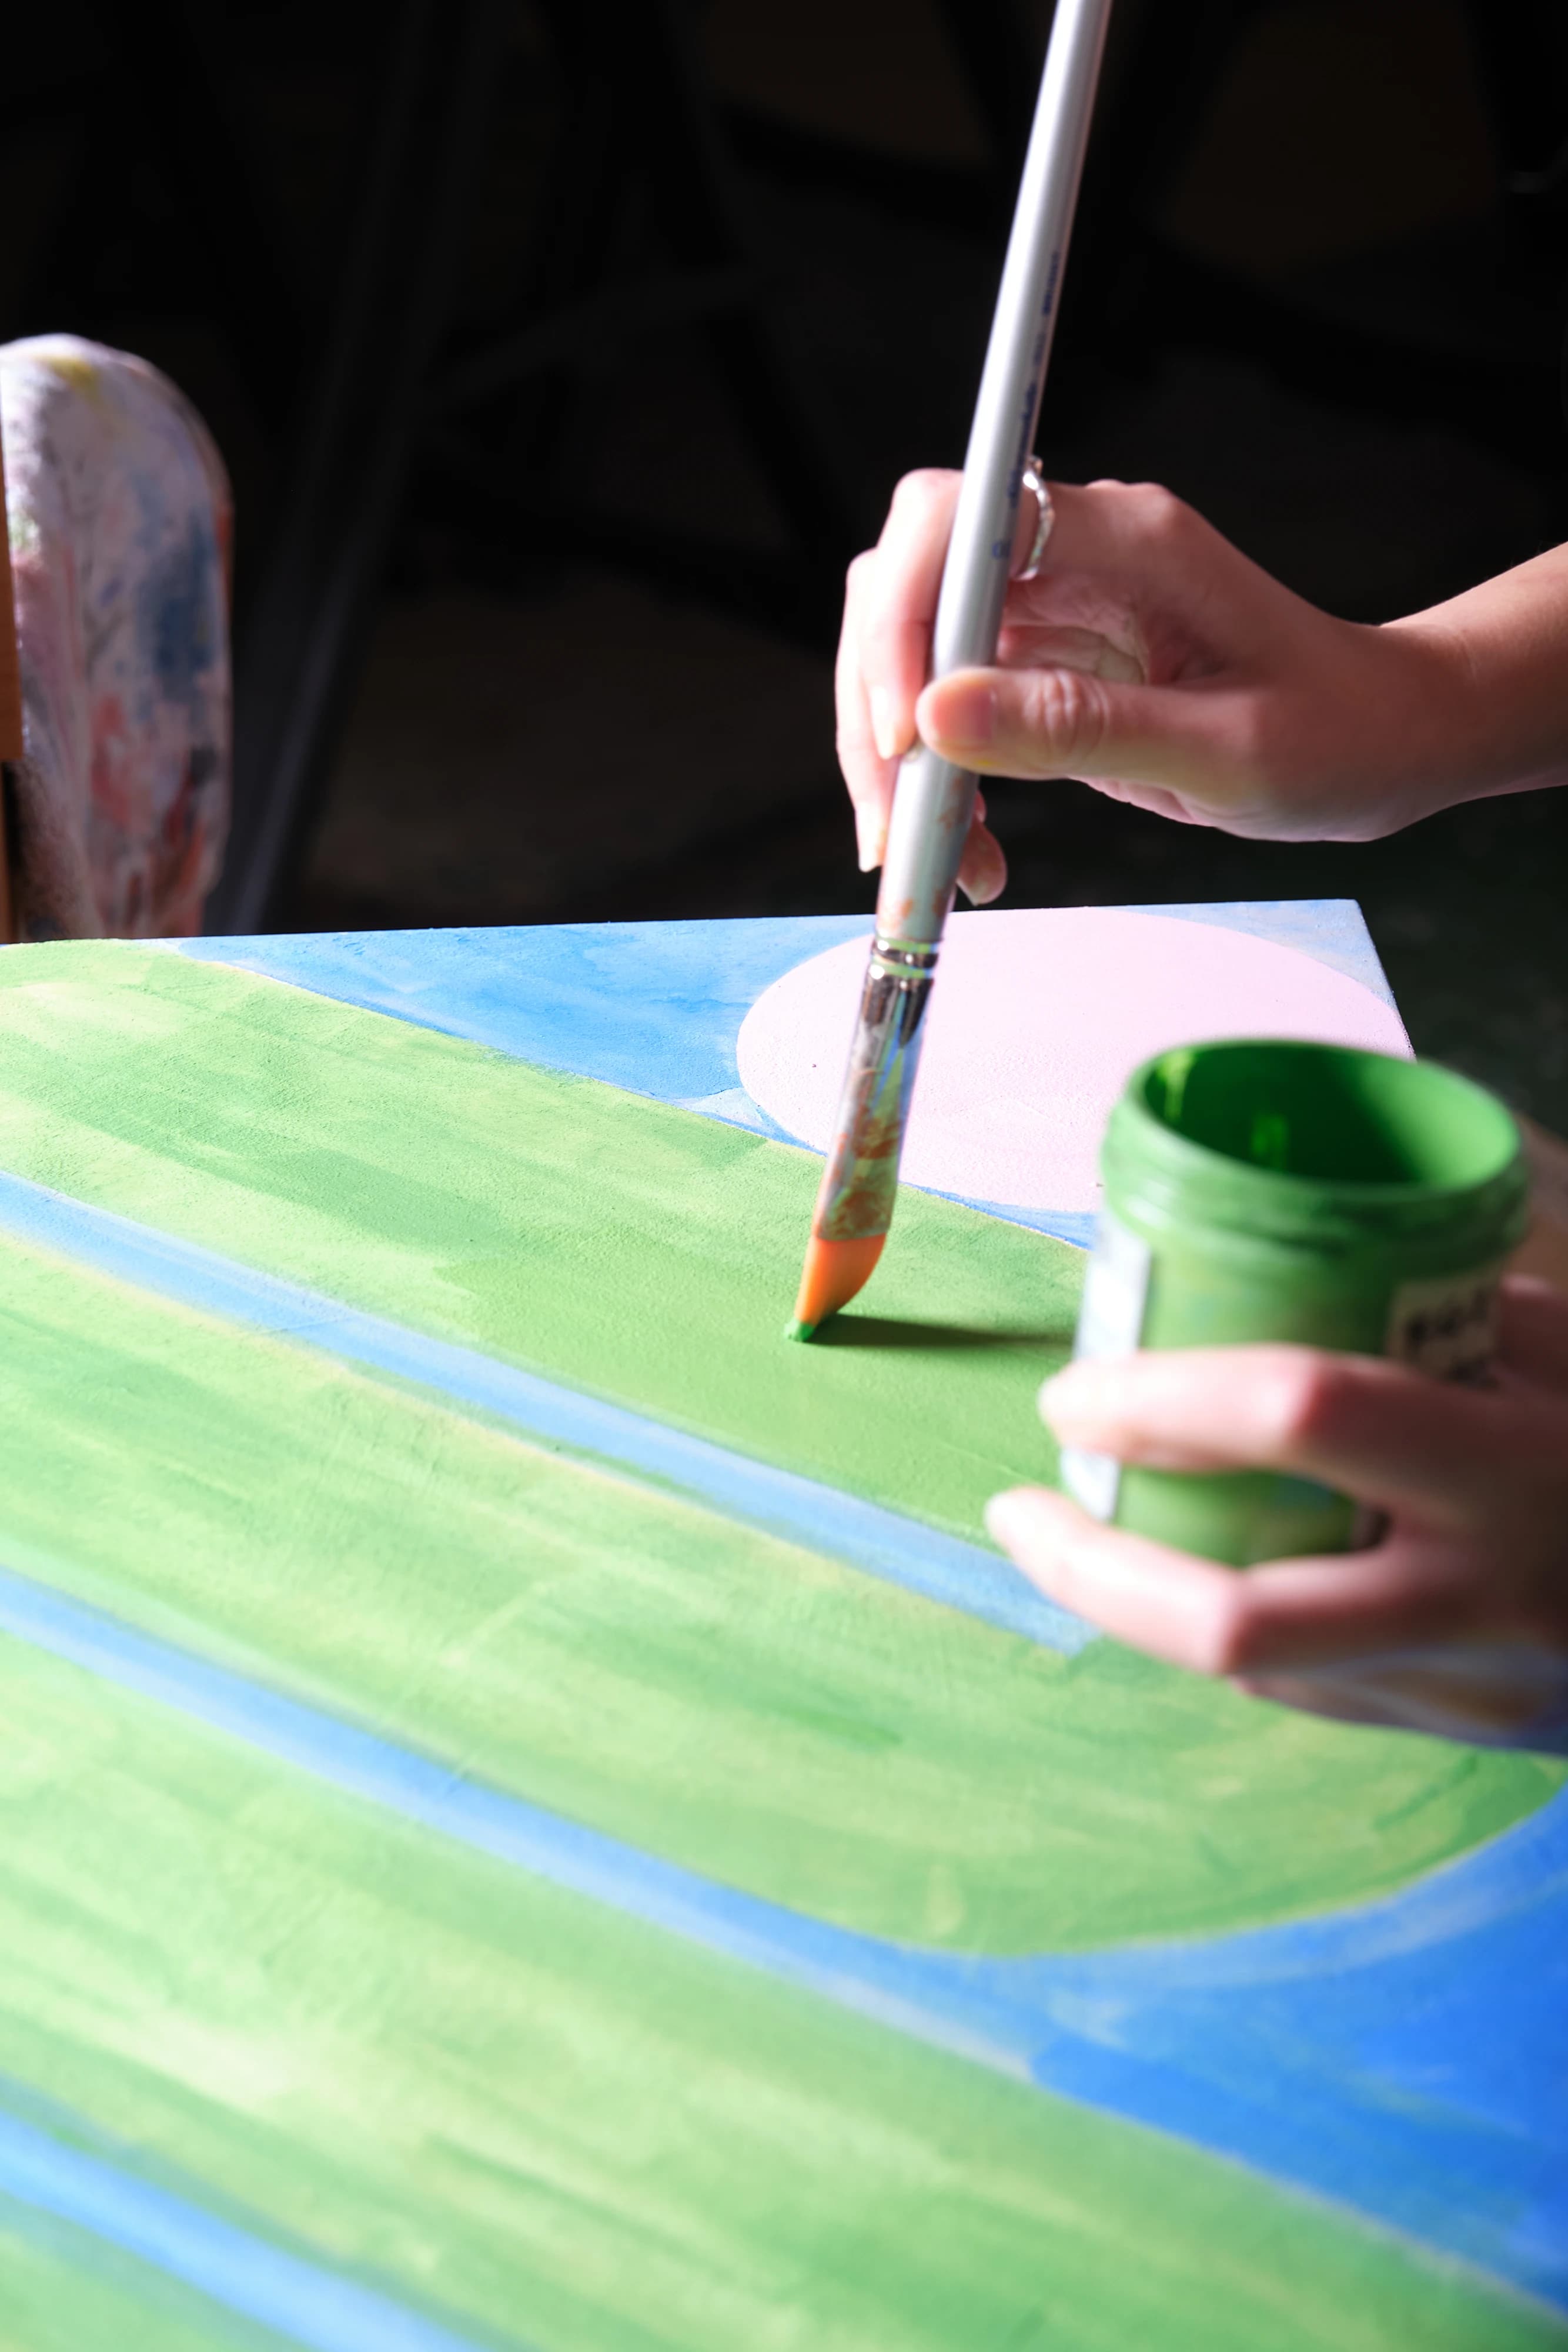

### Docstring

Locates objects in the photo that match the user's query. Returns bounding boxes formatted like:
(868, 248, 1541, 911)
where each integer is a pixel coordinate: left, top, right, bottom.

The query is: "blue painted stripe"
(0, 1166, 1089, 1656)
(172, 925, 1101, 1246)
(0, 1560, 1034, 2082)
(1126, 900, 1402, 1011)
(178, 918, 877, 1107)
(931, 1196, 1099, 1251)
(176, 904, 1400, 1093)
(0, 2106, 493, 2351)
(175, 907, 1397, 1250)
(1, 1558, 1564, 2315)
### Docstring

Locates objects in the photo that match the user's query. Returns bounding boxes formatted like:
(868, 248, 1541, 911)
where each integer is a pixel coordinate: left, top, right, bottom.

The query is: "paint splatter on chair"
(0, 336, 230, 940)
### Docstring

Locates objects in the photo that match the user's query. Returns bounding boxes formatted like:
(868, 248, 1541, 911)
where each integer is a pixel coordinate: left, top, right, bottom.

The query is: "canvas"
(0, 901, 1559, 2350)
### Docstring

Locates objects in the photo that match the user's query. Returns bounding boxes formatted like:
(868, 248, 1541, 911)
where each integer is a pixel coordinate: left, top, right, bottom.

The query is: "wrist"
(1383, 549, 1568, 808)
(1373, 610, 1487, 817)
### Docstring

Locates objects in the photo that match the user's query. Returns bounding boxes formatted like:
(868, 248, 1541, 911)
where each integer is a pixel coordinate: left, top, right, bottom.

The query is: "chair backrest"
(0, 417, 18, 941)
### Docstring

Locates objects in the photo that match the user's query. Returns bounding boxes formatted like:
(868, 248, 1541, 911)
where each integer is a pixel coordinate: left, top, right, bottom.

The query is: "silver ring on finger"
(1016, 457, 1055, 582)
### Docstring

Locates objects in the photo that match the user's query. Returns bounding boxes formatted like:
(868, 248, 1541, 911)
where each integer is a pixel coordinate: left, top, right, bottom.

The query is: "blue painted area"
(177, 903, 1395, 1090)
(152, 910, 1568, 2310)
(0, 1557, 1044, 2084)
(179, 916, 874, 1107)
(0, 2103, 493, 2351)
(1127, 898, 1402, 1012)
(0, 1167, 1089, 1656)
(0, 1558, 1562, 2314)
(176, 903, 1395, 1253)
(934, 1196, 1099, 1251)
(1015, 1797, 1568, 2314)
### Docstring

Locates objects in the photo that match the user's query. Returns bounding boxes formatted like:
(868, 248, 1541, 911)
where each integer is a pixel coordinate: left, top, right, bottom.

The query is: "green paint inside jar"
(1064, 1040, 1530, 1566)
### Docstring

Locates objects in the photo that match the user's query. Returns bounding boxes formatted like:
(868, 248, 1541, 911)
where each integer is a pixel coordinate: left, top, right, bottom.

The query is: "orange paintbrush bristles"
(786, 1232, 885, 1341)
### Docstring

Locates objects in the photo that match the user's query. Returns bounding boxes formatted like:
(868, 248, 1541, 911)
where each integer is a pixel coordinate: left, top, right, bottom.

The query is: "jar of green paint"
(1061, 1040, 1530, 1566)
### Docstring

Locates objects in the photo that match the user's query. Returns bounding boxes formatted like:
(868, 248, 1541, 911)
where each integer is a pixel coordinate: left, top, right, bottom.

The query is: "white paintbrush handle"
(877, 0, 1114, 949)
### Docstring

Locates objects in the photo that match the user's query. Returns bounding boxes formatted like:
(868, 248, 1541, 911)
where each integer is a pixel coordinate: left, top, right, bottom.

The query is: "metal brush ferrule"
(870, 939, 941, 976)
(813, 937, 940, 1241)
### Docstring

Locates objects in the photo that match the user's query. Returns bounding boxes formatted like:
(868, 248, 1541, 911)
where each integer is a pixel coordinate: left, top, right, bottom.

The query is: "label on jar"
(1384, 1263, 1502, 1385)
(1345, 1262, 1505, 1549)
(1059, 1212, 1152, 1522)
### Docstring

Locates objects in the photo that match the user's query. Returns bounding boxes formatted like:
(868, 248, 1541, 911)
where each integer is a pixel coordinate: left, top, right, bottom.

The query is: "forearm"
(1388, 541, 1568, 808)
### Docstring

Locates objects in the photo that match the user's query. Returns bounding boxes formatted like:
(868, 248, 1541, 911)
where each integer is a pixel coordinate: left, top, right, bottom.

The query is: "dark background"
(6, 0, 1568, 1121)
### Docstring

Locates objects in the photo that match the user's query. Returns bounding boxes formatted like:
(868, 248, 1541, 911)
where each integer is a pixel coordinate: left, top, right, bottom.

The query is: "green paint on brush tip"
(785, 1317, 817, 1342)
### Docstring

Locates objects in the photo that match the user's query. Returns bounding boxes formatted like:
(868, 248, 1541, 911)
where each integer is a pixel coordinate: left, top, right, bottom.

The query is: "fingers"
(983, 1486, 1482, 1678)
(855, 466, 1062, 717)
(909, 477, 1315, 797)
(994, 623, 1147, 686)
(1038, 1345, 1553, 1522)
(1499, 1274, 1568, 1394)
(1235, 1666, 1507, 1740)
(835, 550, 898, 869)
(1015, 476, 1191, 571)
(1239, 1643, 1568, 1746)
(914, 662, 1259, 790)
(985, 1487, 1251, 1672)
(837, 469, 964, 870)
(860, 470, 962, 760)
(840, 472, 1257, 858)
(955, 793, 1007, 905)
(1231, 1673, 1405, 1734)
(1014, 479, 1278, 631)
(844, 466, 1076, 766)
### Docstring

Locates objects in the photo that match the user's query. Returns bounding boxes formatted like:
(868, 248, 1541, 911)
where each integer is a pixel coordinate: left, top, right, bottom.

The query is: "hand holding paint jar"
(985, 1041, 1568, 1750)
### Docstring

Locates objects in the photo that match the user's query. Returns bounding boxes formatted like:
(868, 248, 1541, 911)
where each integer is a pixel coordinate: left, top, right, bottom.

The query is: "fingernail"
(931, 679, 997, 752)
(1038, 1362, 1102, 1431)
(958, 831, 1007, 907)
(854, 803, 886, 872)
(984, 1490, 1029, 1549)
(868, 687, 899, 763)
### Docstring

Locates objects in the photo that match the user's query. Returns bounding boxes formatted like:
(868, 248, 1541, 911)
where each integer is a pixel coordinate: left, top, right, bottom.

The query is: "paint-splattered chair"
(0, 337, 231, 941)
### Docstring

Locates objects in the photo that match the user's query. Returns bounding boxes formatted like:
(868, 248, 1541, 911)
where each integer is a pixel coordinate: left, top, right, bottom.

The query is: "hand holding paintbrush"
(790, 0, 1115, 1339)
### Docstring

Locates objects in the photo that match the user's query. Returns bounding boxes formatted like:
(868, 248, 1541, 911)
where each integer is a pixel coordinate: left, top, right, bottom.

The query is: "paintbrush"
(788, 0, 1115, 1339)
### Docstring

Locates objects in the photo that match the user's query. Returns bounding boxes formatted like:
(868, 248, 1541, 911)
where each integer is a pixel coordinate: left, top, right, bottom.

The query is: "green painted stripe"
(0, 2193, 297, 2351)
(0, 2109, 493, 2352)
(0, 1161, 1085, 1653)
(0, 1626, 1559, 2352)
(0, 1232, 1552, 1956)
(0, 944, 1080, 1549)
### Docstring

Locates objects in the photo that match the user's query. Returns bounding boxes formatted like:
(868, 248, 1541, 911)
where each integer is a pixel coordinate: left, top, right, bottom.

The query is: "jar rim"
(1107, 1040, 1526, 1239)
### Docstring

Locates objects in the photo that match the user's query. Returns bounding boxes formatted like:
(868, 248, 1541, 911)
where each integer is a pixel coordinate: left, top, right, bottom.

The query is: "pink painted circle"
(736, 907, 1411, 1215)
